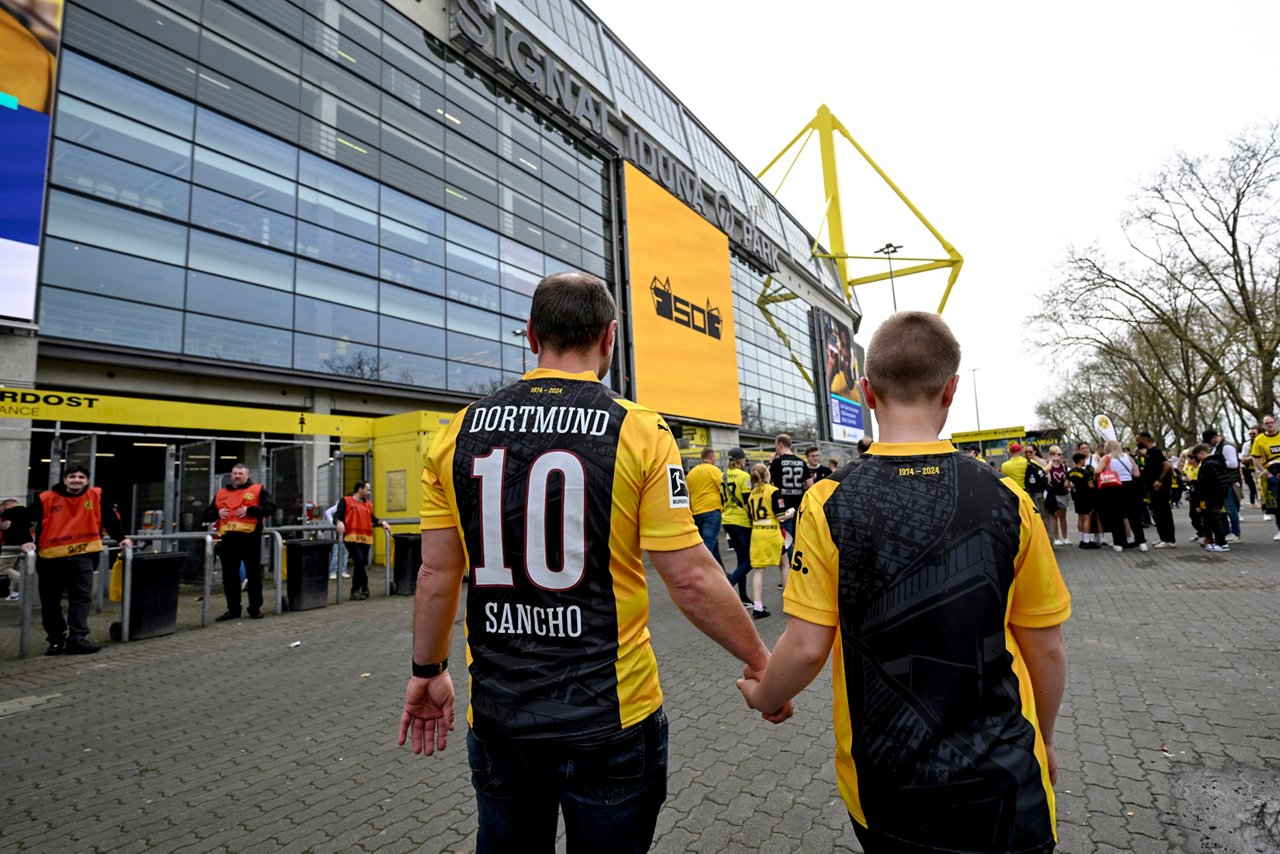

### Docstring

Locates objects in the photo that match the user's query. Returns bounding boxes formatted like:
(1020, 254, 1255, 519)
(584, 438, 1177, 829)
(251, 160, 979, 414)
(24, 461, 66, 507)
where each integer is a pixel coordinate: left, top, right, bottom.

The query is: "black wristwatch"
(412, 658, 448, 678)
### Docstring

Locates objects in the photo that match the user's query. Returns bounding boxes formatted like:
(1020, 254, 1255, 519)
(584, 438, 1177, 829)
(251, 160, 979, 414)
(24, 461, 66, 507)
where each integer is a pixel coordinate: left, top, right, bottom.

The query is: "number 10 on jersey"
(471, 448, 588, 590)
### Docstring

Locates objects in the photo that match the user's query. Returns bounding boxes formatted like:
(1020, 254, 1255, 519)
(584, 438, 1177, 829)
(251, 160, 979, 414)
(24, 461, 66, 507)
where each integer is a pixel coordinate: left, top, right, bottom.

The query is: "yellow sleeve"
(782, 481, 841, 627)
(420, 412, 465, 531)
(1005, 483, 1072, 628)
(625, 411, 701, 552)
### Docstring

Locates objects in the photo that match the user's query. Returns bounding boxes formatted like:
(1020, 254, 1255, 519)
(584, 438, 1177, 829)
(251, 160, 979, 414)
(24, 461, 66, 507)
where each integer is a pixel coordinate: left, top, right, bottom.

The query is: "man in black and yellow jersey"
(398, 271, 773, 853)
(687, 447, 725, 568)
(23, 465, 131, 655)
(738, 312, 1071, 853)
(1251, 414, 1280, 539)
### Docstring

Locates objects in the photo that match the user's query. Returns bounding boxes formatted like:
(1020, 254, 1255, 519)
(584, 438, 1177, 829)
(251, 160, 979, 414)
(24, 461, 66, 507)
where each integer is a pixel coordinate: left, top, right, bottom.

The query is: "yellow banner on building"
(950, 426, 1026, 443)
(0, 387, 374, 437)
(623, 162, 740, 425)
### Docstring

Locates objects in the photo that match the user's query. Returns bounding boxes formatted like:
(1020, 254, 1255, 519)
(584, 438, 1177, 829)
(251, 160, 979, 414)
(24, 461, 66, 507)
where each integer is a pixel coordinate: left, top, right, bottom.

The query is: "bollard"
(19, 550, 36, 659)
(383, 526, 394, 597)
(121, 544, 134, 643)
(202, 534, 214, 628)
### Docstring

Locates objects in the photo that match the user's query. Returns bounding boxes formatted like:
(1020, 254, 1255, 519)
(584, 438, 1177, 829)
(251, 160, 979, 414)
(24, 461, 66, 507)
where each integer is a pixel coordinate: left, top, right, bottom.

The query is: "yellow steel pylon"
(759, 104, 964, 313)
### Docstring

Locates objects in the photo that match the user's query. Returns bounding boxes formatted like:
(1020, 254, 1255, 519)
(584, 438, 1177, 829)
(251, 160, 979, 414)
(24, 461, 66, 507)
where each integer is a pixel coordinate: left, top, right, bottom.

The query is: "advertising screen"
(623, 162, 740, 425)
(813, 308, 866, 442)
(1, 0, 63, 324)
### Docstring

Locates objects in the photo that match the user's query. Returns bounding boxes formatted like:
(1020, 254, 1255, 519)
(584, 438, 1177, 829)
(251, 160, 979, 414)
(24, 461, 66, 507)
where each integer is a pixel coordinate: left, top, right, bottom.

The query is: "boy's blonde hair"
(750, 463, 769, 486)
(863, 311, 961, 404)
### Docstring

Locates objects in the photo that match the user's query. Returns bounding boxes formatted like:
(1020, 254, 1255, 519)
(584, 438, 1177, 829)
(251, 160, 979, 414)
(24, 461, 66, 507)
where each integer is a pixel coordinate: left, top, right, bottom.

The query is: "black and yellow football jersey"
(786, 440, 1071, 851)
(421, 368, 701, 741)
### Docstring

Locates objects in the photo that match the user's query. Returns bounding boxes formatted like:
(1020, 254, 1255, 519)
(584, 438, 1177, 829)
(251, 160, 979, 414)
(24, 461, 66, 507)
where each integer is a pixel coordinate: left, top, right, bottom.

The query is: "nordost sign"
(451, 0, 781, 272)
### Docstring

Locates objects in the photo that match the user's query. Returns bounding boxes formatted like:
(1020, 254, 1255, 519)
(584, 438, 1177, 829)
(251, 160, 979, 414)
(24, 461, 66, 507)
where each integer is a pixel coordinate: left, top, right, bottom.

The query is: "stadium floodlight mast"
(874, 243, 903, 312)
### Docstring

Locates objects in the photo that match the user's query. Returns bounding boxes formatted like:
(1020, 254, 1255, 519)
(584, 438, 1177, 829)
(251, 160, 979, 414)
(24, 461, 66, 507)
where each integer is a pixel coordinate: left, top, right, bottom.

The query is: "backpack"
(1025, 461, 1048, 495)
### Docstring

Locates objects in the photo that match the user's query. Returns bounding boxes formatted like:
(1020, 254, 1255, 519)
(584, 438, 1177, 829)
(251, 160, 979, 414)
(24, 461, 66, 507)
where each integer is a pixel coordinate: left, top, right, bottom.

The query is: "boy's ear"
(859, 376, 877, 410)
(939, 374, 960, 408)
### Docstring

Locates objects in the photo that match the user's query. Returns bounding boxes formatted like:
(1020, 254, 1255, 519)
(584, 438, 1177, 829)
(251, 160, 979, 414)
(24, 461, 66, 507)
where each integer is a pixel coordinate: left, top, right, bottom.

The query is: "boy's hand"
(736, 677, 794, 724)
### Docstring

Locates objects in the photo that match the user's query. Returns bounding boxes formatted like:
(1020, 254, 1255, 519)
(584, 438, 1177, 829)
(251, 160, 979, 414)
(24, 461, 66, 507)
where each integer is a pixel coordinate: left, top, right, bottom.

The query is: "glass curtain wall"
(39, 0, 612, 395)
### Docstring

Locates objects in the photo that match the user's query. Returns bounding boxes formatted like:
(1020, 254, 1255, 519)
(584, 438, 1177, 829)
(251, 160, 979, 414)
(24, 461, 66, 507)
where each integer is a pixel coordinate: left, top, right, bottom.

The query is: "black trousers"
(217, 533, 263, 614)
(37, 554, 96, 643)
(344, 541, 370, 592)
(1148, 488, 1176, 544)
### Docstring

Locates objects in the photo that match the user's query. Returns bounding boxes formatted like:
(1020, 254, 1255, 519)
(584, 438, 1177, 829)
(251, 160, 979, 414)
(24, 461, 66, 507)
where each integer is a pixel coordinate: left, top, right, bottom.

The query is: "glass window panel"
(381, 95, 444, 152)
(378, 348, 446, 388)
(497, 158, 541, 202)
(50, 142, 190, 219)
(199, 30, 300, 106)
(446, 358, 502, 394)
(379, 250, 445, 295)
(186, 271, 294, 328)
(55, 96, 192, 177)
(446, 271, 499, 311)
(380, 122, 444, 181)
(300, 83, 381, 145)
(42, 238, 185, 307)
(497, 99, 541, 150)
(444, 186, 499, 230)
(500, 214, 545, 251)
(445, 241, 499, 284)
(541, 160, 579, 197)
(379, 218, 444, 266)
(294, 332, 380, 378)
(380, 153, 444, 208)
(447, 213, 498, 256)
(445, 155, 497, 204)
(59, 51, 194, 137)
(446, 330, 502, 368)
(379, 283, 445, 326)
(196, 108, 297, 178)
(184, 313, 293, 366)
(381, 186, 444, 235)
(499, 186, 543, 227)
(189, 229, 295, 290)
(298, 186, 378, 243)
(62, 8, 197, 98)
(381, 35, 443, 98)
(579, 229, 606, 258)
(499, 239, 543, 276)
(297, 120, 380, 179)
(578, 158, 607, 195)
(192, 148, 296, 214)
(296, 258, 376, 310)
(379, 315, 445, 355)
(544, 234, 582, 268)
(542, 184, 580, 223)
(445, 68, 496, 126)
(302, 15, 381, 82)
(77, 0, 199, 54)
(39, 287, 182, 352)
(45, 190, 188, 264)
(503, 342, 528, 374)
(299, 151, 378, 209)
(581, 249, 608, 279)
(302, 50, 379, 113)
(295, 295, 376, 341)
(500, 288, 532, 321)
(196, 70, 300, 142)
(203, 0, 301, 71)
(444, 101, 498, 151)
(540, 130, 579, 174)
(230, 0, 303, 35)
(500, 261, 541, 295)
(191, 186, 295, 250)
(447, 303, 501, 340)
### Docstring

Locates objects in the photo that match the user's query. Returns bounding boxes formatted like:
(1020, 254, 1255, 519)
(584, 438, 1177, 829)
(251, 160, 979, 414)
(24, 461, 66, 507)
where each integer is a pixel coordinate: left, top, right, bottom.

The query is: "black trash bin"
(110, 551, 185, 642)
(392, 533, 421, 596)
(285, 539, 335, 611)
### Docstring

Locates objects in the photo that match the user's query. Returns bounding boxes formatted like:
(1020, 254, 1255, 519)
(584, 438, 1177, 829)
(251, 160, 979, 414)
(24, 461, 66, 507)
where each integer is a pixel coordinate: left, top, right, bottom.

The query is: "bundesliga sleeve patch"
(667, 465, 690, 508)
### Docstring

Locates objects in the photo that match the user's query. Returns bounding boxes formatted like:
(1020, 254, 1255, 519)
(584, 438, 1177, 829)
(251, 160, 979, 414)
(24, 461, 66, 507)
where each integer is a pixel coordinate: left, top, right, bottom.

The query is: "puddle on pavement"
(1175, 766, 1280, 852)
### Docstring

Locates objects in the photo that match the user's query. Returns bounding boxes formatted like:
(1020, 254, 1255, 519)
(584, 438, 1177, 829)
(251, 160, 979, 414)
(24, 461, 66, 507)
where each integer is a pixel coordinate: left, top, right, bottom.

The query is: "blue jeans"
(469, 708, 669, 854)
(1267, 471, 1280, 529)
(1225, 483, 1241, 536)
(693, 510, 722, 568)
(724, 524, 752, 599)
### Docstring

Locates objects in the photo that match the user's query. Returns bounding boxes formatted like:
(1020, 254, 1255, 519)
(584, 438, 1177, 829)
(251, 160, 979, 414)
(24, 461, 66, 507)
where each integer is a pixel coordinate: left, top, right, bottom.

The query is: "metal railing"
(122, 532, 216, 640)
(3, 546, 38, 659)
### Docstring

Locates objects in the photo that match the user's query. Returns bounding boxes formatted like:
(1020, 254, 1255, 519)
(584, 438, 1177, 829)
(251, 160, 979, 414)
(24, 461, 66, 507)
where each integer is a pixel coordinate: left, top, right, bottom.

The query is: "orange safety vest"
(38, 487, 105, 559)
(214, 483, 264, 535)
(343, 498, 374, 544)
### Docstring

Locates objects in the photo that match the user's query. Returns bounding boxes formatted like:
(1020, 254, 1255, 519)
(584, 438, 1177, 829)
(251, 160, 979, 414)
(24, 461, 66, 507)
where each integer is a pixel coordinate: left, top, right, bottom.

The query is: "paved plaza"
(2, 511, 1278, 853)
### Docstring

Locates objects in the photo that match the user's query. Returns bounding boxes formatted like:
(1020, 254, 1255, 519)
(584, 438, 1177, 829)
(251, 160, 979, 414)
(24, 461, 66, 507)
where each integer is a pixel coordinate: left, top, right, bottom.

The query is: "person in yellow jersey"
(745, 464, 793, 620)
(737, 311, 1070, 853)
(686, 447, 725, 569)
(398, 271, 775, 852)
(1250, 414, 1280, 539)
(721, 447, 753, 605)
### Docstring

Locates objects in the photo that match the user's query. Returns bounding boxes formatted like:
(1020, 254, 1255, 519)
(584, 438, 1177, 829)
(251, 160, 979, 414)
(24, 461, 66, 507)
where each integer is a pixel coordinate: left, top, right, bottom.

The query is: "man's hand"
(218, 508, 230, 519)
(1044, 740, 1058, 785)
(736, 677, 794, 724)
(233, 507, 248, 518)
(120, 538, 133, 550)
(398, 672, 456, 756)
(1152, 480, 1164, 491)
(20, 542, 34, 554)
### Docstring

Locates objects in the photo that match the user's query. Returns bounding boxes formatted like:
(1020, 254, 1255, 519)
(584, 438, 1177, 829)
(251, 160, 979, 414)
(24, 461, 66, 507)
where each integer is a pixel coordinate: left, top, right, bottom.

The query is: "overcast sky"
(595, 0, 1280, 437)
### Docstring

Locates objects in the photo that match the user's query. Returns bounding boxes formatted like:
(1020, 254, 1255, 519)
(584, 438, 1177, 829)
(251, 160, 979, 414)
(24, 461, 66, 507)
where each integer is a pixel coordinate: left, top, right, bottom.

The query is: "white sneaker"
(1062, 538, 1072, 545)
(1273, 531, 1280, 541)
(1153, 541, 1178, 549)
(4, 591, 19, 601)
(1113, 545, 1123, 552)
(1225, 534, 1240, 543)
(1207, 543, 1230, 552)
(342, 571, 351, 578)
(1138, 543, 1149, 552)
(1266, 514, 1274, 521)
(329, 571, 337, 580)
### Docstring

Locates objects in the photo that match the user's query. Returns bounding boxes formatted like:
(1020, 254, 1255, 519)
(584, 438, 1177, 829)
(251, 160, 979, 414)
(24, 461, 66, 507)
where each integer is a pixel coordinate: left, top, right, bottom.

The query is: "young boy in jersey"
(746, 463, 793, 620)
(1067, 452, 1099, 548)
(737, 311, 1070, 853)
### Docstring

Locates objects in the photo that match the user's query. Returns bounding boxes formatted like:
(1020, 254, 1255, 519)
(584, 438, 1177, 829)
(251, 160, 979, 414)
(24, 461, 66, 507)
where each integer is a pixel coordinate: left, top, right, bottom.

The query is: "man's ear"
(526, 319, 540, 355)
(859, 376, 878, 410)
(939, 374, 960, 408)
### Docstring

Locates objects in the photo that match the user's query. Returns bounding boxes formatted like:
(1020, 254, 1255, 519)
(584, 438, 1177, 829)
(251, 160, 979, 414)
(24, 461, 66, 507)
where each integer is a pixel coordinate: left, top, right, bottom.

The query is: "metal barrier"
(382, 518, 419, 598)
(266, 523, 337, 613)
(123, 532, 216, 639)
(3, 546, 38, 659)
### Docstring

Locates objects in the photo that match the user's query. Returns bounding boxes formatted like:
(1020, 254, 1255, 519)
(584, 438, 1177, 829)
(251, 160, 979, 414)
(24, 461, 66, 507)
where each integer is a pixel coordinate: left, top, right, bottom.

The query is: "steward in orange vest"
(23, 465, 131, 655)
(334, 480, 390, 600)
(200, 464, 277, 621)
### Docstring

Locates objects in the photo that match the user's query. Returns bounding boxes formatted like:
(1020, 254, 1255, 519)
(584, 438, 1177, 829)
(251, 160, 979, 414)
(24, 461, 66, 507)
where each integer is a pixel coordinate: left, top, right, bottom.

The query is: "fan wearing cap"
(1001, 441, 1027, 486)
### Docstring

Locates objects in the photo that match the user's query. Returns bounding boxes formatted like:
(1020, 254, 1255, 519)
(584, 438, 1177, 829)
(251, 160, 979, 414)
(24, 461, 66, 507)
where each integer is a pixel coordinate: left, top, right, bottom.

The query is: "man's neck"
(536, 351, 600, 377)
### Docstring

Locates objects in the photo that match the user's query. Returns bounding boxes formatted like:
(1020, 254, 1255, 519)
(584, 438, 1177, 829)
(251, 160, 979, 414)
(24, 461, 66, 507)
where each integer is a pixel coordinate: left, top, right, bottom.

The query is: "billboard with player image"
(623, 162, 740, 425)
(1, 0, 64, 324)
(813, 308, 866, 443)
